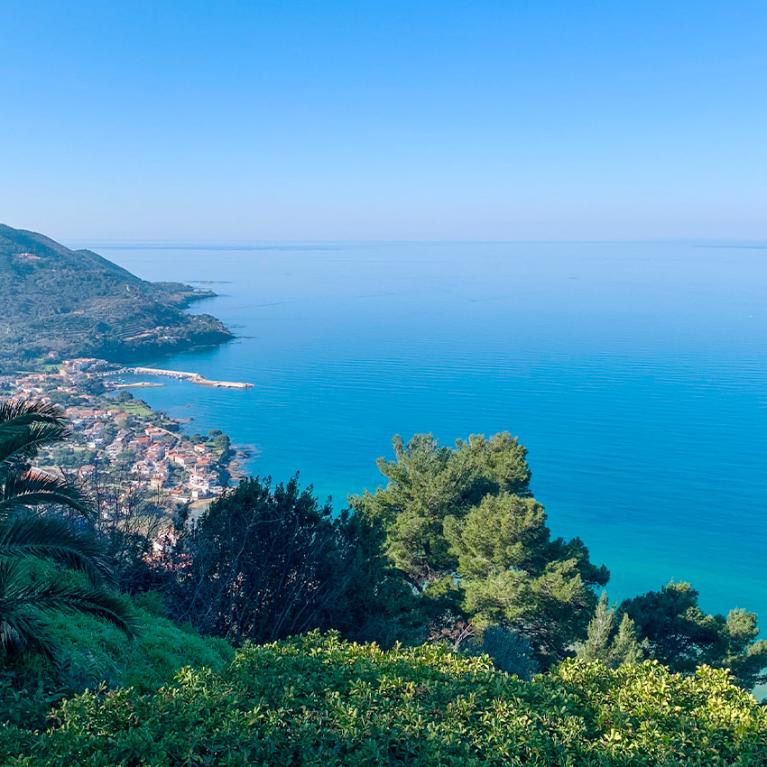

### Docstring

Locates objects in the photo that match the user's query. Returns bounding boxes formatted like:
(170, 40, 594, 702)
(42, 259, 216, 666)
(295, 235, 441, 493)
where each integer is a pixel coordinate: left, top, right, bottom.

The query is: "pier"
(122, 367, 254, 389)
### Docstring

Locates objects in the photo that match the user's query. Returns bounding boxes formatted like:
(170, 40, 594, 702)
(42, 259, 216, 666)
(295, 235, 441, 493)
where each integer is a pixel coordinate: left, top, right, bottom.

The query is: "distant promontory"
(0, 224, 233, 373)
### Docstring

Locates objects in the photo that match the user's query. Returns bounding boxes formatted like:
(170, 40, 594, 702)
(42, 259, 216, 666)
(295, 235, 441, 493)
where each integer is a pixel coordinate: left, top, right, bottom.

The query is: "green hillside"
(0, 224, 232, 372)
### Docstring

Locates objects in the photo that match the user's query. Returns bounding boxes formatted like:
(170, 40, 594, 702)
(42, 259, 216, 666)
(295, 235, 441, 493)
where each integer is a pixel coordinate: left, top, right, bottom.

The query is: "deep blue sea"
(92, 242, 767, 626)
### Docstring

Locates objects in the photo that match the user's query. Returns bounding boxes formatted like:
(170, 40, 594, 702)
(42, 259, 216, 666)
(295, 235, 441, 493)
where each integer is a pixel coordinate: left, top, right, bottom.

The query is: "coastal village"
(0, 358, 247, 512)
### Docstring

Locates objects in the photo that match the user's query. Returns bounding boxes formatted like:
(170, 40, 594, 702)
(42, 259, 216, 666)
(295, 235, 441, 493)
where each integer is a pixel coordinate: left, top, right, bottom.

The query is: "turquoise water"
(94, 242, 767, 623)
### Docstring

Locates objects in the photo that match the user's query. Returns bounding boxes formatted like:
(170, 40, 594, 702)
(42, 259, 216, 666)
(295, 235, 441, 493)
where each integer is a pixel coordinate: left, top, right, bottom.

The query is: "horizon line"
(68, 238, 767, 252)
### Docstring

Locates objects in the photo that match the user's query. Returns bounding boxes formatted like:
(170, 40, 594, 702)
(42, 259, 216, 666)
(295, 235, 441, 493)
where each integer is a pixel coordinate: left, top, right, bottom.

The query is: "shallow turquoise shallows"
(96, 241, 767, 624)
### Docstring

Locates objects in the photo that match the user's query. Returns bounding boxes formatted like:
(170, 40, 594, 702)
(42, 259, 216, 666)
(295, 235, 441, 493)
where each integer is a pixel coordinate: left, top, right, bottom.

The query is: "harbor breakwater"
(122, 366, 254, 389)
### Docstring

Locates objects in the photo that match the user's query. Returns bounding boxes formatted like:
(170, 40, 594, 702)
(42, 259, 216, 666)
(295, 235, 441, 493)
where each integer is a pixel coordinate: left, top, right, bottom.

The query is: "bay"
(92, 241, 767, 623)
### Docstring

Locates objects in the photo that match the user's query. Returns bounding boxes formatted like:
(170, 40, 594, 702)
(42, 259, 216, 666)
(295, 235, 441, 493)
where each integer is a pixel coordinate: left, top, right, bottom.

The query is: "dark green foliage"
(331, 510, 426, 647)
(165, 476, 422, 646)
(0, 224, 231, 372)
(620, 581, 767, 689)
(352, 433, 608, 666)
(2, 632, 765, 766)
(463, 625, 539, 678)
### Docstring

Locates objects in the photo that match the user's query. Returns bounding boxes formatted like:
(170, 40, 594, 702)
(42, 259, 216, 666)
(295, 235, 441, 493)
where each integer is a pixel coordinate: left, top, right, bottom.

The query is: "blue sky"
(1, 1, 765, 241)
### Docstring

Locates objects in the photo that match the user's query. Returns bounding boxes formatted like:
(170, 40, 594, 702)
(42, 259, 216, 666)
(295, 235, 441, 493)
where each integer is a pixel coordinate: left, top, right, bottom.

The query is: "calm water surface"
(91, 242, 767, 623)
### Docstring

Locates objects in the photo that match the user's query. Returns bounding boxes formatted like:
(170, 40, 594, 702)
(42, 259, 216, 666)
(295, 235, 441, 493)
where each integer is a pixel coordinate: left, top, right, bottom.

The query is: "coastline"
(0, 223, 236, 376)
(0, 358, 248, 512)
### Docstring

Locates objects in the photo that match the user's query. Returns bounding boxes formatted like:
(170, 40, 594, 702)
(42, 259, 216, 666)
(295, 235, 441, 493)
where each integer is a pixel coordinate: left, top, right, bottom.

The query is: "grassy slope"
(46, 598, 233, 693)
(0, 595, 232, 728)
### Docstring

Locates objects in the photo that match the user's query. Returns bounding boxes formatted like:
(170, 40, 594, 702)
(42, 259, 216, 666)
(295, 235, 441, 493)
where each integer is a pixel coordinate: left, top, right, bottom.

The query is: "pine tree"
(576, 592, 643, 668)
(609, 613, 643, 666)
(575, 591, 614, 662)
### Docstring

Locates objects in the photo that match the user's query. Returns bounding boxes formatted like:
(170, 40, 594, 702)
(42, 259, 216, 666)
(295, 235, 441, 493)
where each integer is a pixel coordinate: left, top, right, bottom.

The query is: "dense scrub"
(161, 476, 424, 648)
(3, 632, 765, 766)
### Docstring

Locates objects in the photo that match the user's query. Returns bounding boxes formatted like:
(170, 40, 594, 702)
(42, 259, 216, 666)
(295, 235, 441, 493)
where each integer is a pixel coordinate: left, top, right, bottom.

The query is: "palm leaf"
(0, 421, 72, 466)
(0, 605, 58, 660)
(14, 583, 136, 636)
(0, 515, 114, 585)
(0, 469, 92, 518)
(0, 399, 70, 465)
(0, 399, 67, 428)
(0, 559, 137, 659)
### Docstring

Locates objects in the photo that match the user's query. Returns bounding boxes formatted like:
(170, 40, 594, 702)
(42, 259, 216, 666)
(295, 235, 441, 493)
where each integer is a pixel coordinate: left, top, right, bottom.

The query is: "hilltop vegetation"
(4, 633, 766, 766)
(0, 224, 232, 372)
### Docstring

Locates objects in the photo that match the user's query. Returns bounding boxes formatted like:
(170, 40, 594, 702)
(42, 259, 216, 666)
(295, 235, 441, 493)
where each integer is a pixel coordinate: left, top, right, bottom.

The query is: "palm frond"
(0, 469, 92, 518)
(0, 515, 113, 585)
(0, 606, 58, 660)
(0, 560, 137, 660)
(25, 584, 136, 636)
(0, 421, 72, 466)
(0, 399, 69, 465)
(0, 399, 67, 428)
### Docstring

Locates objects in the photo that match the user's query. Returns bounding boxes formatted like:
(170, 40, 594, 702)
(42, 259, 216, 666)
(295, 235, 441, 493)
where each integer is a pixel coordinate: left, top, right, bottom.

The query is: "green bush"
(3, 632, 765, 766)
(0, 599, 232, 728)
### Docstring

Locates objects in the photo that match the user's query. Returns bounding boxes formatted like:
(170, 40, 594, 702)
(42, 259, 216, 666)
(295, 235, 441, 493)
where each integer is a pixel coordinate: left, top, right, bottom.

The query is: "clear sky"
(1, 1, 765, 242)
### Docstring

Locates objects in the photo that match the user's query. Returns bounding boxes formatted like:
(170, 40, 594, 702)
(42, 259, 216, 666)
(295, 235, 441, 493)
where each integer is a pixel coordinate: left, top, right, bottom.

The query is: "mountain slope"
(0, 224, 232, 372)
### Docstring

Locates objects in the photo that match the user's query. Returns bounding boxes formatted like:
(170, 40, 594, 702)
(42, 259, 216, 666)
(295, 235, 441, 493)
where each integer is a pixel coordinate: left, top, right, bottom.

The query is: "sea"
(88, 241, 767, 627)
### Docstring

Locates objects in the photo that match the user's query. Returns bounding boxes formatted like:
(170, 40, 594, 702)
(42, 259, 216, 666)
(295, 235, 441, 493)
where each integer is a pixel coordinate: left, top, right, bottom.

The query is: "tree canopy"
(164, 476, 422, 647)
(352, 433, 609, 666)
(575, 591, 644, 668)
(620, 581, 767, 689)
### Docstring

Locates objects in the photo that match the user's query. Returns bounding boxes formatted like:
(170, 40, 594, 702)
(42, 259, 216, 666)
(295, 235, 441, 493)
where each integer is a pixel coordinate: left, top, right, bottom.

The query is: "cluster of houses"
(71, 409, 226, 503)
(1, 360, 230, 505)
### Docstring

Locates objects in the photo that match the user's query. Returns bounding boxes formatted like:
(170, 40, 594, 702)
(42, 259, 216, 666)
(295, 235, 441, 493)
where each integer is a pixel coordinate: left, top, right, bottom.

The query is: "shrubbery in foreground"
(0, 599, 232, 729)
(3, 632, 765, 766)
